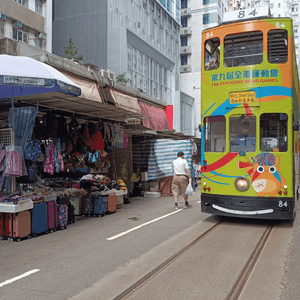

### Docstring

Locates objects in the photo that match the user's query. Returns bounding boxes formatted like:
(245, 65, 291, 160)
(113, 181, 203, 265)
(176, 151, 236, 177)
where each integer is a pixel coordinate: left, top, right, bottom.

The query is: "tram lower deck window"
(260, 113, 288, 152)
(204, 116, 226, 152)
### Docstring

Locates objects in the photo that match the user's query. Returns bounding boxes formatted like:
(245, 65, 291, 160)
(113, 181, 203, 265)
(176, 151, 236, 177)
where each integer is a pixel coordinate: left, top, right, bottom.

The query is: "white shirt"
(172, 157, 189, 176)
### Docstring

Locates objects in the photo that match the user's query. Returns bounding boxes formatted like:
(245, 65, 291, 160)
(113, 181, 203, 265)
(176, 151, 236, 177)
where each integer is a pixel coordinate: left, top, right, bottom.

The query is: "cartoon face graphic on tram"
(238, 153, 286, 197)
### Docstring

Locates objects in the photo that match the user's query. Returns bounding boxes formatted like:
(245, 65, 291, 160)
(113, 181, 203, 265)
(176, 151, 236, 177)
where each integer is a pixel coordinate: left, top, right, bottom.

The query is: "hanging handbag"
(5, 145, 23, 177)
(0, 143, 5, 172)
(25, 140, 41, 161)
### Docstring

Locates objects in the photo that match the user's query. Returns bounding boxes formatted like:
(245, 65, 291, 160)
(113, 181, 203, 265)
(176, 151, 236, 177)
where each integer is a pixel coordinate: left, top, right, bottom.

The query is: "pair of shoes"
(175, 206, 179, 210)
(184, 203, 192, 209)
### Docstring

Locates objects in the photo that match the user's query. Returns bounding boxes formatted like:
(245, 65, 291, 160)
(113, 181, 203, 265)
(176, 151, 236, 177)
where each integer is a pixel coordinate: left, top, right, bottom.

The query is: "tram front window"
(230, 116, 256, 152)
(260, 113, 288, 152)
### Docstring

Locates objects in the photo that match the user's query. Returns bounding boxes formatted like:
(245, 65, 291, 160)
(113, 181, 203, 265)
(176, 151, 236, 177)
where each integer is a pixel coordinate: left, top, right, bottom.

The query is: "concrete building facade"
(52, 0, 195, 136)
(0, 0, 52, 52)
(179, 0, 231, 139)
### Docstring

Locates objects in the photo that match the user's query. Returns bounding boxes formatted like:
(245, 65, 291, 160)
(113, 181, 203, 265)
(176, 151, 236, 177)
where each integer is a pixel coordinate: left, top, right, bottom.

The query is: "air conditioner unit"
(184, 49, 187, 53)
(184, 29, 187, 34)
(184, 9, 187, 14)
(38, 33, 46, 40)
(99, 69, 116, 81)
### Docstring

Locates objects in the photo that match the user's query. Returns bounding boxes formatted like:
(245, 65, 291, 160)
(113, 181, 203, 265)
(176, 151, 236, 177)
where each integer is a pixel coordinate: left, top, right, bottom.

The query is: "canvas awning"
(138, 101, 170, 131)
(12, 77, 146, 122)
(110, 88, 141, 114)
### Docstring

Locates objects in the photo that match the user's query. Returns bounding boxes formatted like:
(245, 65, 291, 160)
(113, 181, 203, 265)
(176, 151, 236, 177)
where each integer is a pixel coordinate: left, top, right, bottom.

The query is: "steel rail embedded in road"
(113, 219, 225, 300)
(226, 223, 274, 300)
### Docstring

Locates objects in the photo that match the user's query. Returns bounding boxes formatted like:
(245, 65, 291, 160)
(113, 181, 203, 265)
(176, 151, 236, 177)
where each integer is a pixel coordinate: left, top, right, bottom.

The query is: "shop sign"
(4, 76, 45, 86)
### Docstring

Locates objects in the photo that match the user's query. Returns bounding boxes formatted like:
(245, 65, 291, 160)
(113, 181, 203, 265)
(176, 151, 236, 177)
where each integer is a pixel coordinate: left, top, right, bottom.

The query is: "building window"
(181, 55, 188, 65)
(203, 0, 210, 5)
(278, 3, 281, 7)
(203, 14, 210, 24)
(14, 0, 28, 7)
(181, 0, 187, 9)
(0, 22, 4, 36)
(181, 36, 187, 46)
(181, 17, 187, 27)
(35, 0, 43, 15)
(35, 33, 42, 48)
(12, 28, 28, 43)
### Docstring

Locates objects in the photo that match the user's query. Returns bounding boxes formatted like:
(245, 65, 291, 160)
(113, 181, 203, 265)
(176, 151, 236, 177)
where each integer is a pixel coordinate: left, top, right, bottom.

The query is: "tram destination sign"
(223, 6, 271, 23)
(229, 91, 257, 105)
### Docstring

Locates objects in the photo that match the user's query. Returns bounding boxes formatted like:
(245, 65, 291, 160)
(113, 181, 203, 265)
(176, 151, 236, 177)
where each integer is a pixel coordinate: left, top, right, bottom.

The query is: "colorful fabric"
(25, 140, 41, 161)
(5, 145, 23, 177)
(44, 144, 55, 175)
(57, 204, 68, 228)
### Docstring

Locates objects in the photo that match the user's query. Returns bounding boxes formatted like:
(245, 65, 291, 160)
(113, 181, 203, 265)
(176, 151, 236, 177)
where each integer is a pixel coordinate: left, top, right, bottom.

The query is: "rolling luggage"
(83, 194, 94, 217)
(32, 202, 48, 237)
(0, 212, 8, 240)
(56, 195, 70, 205)
(47, 200, 57, 232)
(68, 203, 75, 224)
(93, 196, 107, 217)
(107, 193, 116, 214)
(7, 211, 31, 242)
(70, 196, 84, 216)
(57, 204, 68, 230)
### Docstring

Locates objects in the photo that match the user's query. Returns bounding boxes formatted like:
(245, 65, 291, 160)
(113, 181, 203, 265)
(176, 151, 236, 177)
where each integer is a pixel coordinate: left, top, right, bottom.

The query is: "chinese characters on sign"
(229, 91, 256, 104)
(211, 69, 279, 86)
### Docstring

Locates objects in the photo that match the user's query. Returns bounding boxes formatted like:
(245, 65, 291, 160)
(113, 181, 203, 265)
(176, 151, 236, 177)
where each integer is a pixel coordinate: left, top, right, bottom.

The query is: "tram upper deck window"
(204, 116, 226, 152)
(230, 115, 256, 152)
(268, 30, 288, 64)
(260, 113, 288, 152)
(204, 37, 220, 71)
(224, 31, 263, 67)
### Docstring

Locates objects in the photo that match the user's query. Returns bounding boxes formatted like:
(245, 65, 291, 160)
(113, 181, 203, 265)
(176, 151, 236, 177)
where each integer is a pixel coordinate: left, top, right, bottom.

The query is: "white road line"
(0, 269, 40, 288)
(107, 209, 183, 241)
(197, 201, 201, 203)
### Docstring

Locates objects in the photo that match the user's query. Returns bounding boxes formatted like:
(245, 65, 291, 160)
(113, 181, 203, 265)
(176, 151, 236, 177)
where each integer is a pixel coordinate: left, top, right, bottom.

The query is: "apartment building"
(0, 0, 52, 53)
(52, 0, 194, 135)
(236, 0, 300, 66)
(179, 0, 230, 138)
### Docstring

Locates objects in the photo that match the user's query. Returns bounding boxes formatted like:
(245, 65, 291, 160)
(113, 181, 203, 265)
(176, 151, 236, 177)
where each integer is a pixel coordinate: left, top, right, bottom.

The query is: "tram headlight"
(234, 177, 250, 192)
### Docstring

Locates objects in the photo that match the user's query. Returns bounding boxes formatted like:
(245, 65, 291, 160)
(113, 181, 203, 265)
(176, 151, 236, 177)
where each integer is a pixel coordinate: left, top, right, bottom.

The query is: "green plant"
(63, 38, 83, 61)
(116, 73, 129, 84)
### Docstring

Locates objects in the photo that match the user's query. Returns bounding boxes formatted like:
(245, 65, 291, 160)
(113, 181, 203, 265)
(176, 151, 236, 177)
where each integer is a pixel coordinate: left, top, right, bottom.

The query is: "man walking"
(171, 151, 192, 210)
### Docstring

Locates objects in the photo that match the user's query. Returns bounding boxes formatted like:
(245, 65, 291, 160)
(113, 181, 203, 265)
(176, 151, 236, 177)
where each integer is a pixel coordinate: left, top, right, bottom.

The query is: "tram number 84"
(278, 201, 288, 208)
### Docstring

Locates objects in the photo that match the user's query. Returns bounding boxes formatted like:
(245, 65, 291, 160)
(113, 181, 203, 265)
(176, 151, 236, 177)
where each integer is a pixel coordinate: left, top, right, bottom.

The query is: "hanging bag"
(5, 145, 23, 177)
(0, 143, 5, 172)
(25, 140, 41, 161)
(185, 180, 194, 195)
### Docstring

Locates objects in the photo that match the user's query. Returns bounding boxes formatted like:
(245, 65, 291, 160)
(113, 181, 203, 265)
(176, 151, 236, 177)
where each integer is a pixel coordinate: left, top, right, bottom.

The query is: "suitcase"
(83, 194, 94, 217)
(68, 203, 75, 224)
(56, 195, 70, 205)
(107, 193, 116, 214)
(0, 212, 8, 240)
(93, 196, 107, 217)
(47, 200, 57, 232)
(32, 202, 49, 237)
(57, 204, 68, 230)
(70, 196, 84, 216)
(8, 211, 31, 242)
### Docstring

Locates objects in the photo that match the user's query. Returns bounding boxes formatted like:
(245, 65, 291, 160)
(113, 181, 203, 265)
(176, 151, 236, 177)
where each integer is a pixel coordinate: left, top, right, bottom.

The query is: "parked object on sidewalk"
(47, 201, 57, 232)
(56, 195, 70, 205)
(159, 177, 173, 197)
(32, 202, 49, 237)
(68, 203, 75, 224)
(57, 204, 68, 230)
(93, 196, 107, 217)
(107, 193, 116, 214)
(83, 194, 94, 217)
(70, 196, 84, 216)
(7, 211, 31, 241)
(0, 212, 8, 240)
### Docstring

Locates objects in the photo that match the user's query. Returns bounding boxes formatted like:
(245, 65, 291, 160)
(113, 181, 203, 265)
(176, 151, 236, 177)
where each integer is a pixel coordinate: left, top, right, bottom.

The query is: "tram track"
(113, 219, 274, 300)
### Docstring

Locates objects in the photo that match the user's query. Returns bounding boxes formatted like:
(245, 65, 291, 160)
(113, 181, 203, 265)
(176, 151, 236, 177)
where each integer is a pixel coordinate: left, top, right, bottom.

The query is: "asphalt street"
(0, 188, 299, 300)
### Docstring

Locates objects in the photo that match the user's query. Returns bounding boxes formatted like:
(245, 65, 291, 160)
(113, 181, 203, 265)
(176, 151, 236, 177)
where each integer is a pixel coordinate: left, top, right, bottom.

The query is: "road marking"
(0, 269, 40, 288)
(197, 201, 201, 203)
(107, 209, 183, 240)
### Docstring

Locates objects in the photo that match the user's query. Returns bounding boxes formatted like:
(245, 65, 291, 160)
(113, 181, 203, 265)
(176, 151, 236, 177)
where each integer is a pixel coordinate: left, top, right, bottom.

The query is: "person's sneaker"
(184, 203, 192, 209)
(175, 206, 179, 210)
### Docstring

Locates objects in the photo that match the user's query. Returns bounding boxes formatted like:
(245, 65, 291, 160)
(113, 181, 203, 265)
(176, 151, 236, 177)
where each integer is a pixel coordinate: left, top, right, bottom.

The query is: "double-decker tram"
(200, 8, 300, 219)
